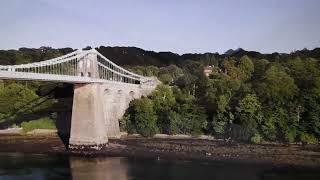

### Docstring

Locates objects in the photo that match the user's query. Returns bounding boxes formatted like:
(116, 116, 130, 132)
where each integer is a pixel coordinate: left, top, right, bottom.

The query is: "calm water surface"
(0, 153, 319, 180)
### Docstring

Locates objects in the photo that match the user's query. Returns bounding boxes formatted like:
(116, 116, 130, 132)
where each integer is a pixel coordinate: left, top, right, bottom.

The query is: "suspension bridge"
(0, 49, 158, 151)
(0, 49, 155, 85)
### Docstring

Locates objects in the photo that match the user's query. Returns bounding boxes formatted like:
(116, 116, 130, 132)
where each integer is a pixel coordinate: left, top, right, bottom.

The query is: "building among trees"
(203, 65, 213, 77)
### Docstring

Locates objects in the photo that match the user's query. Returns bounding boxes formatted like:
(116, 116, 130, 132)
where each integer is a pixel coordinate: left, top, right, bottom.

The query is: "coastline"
(0, 133, 319, 168)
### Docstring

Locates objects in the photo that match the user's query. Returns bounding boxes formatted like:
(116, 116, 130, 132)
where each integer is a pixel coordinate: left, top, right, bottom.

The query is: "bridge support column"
(69, 83, 108, 151)
(103, 89, 131, 138)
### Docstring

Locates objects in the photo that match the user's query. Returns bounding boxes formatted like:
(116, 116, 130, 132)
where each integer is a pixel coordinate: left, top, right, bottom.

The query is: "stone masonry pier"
(69, 81, 157, 151)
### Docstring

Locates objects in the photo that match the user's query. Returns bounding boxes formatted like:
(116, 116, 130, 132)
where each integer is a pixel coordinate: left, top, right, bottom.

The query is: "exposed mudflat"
(0, 134, 319, 167)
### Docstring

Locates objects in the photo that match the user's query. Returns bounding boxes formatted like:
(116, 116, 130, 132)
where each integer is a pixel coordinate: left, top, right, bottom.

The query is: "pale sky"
(0, 0, 319, 54)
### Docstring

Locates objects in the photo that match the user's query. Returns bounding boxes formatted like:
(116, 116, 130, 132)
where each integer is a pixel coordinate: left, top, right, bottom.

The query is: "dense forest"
(0, 46, 320, 144)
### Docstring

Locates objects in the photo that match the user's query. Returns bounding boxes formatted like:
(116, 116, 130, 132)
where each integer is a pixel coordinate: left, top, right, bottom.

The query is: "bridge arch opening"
(79, 72, 84, 77)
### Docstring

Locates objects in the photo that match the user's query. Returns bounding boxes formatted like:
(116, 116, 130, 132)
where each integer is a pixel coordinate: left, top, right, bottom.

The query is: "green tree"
(256, 65, 298, 105)
(252, 59, 270, 80)
(176, 101, 207, 136)
(211, 95, 234, 136)
(238, 55, 254, 81)
(160, 65, 183, 79)
(0, 83, 39, 115)
(261, 110, 277, 141)
(222, 58, 245, 81)
(126, 98, 159, 137)
(287, 57, 320, 138)
(201, 53, 219, 66)
(151, 85, 176, 134)
(173, 86, 208, 135)
(158, 73, 173, 84)
(235, 94, 263, 141)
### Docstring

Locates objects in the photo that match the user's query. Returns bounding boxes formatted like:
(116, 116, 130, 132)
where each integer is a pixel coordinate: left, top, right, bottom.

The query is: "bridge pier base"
(68, 79, 158, 152)
(69, 83, 108, 151)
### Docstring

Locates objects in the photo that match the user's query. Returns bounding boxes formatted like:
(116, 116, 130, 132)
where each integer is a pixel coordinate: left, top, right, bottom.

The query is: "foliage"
(158, 73, 173, 84)
(150, 85, 176, 134)
(1, 47, 320, 143)
(0, 83, 39, 115)
(125, 98, 159, 137)
(235, 94, 263, 140)
(238, 55, 254, 81)
(11, 123, 19, 128)
(21, 117, 56, 133)
(126, 49, 320, 143)
(250, 133, 262, 144)
(260, 111, 277, 141)
(255, 65, 298, 104)
(300, 133, 318, 144)
(176, 102, 207, 136)
(119, 115, 129, 132)
(123, 85, 207, 136)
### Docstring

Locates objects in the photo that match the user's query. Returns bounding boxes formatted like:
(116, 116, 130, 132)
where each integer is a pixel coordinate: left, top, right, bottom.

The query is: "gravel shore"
(0, 134, 319, 167)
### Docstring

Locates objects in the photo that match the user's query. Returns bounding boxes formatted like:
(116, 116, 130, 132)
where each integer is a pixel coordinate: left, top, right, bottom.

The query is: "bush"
(300, 133, 318, 144)
(284, 129, 297, 143)
(0, 83, 38, 114)
(250, 133, 262, 144)
(119, 115, 128, 132)
(261, 119, 277, 141)
(11, 123, 20, 128)
(21, 117, 56, 132)
(176, 103, 207, 136)
(158, 73, 173, 84)
(127, 98, 159, 137)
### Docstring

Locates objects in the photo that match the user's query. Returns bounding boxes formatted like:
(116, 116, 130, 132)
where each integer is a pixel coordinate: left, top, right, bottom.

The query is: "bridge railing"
(0, 49, 156, 86)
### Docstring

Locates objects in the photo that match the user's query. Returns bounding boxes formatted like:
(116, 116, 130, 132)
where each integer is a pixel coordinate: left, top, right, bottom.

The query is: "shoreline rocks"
(0, 128, 22, 135)
(0, 134, 319, 167)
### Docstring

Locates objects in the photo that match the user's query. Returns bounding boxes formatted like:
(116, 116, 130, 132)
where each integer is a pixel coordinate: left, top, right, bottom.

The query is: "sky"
(0, 0, 319, 54)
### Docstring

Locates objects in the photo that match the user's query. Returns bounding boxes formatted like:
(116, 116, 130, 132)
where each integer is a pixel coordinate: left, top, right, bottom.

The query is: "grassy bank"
(17, 118, 56, 133)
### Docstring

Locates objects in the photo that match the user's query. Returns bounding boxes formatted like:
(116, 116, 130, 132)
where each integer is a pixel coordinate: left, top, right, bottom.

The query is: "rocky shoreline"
(0, 134, 319, 168)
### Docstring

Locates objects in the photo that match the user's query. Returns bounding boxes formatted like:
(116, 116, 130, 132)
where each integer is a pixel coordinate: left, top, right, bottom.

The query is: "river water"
(0, 153, 319, 180)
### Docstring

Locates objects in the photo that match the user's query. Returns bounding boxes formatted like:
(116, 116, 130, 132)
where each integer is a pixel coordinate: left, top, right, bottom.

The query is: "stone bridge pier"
(69, 82, 156, 151)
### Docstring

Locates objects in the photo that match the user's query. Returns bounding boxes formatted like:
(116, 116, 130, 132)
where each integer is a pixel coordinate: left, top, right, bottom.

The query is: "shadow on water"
(0, 153, 319, 180)
(0, 153, 71, 180)
(124, 159, 320, 180)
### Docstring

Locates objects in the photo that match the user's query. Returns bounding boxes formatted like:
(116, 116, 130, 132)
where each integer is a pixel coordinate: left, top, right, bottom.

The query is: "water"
(0, 153, 319, 180)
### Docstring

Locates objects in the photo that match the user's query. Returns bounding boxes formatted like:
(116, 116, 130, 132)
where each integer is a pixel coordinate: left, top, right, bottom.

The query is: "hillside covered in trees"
(0, 46, 320, 144)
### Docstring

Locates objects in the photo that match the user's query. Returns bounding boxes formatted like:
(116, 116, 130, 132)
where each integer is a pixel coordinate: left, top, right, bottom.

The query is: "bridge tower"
(68, 52, 109, 150)
(68, 52, 157, 151)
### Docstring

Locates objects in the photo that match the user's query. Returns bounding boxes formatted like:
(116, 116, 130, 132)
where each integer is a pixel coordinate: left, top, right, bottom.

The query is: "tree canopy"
(1, 46, 320, 144)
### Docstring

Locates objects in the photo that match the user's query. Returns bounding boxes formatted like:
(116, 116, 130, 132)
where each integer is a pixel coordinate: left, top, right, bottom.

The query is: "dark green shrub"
(250, 133, 262, 144)
(301, 133, 318, 144)
(21, 117, 56, 132)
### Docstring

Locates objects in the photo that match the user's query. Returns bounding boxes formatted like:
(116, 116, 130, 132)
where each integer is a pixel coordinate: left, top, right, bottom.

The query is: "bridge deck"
(0, 71, 142, 87)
